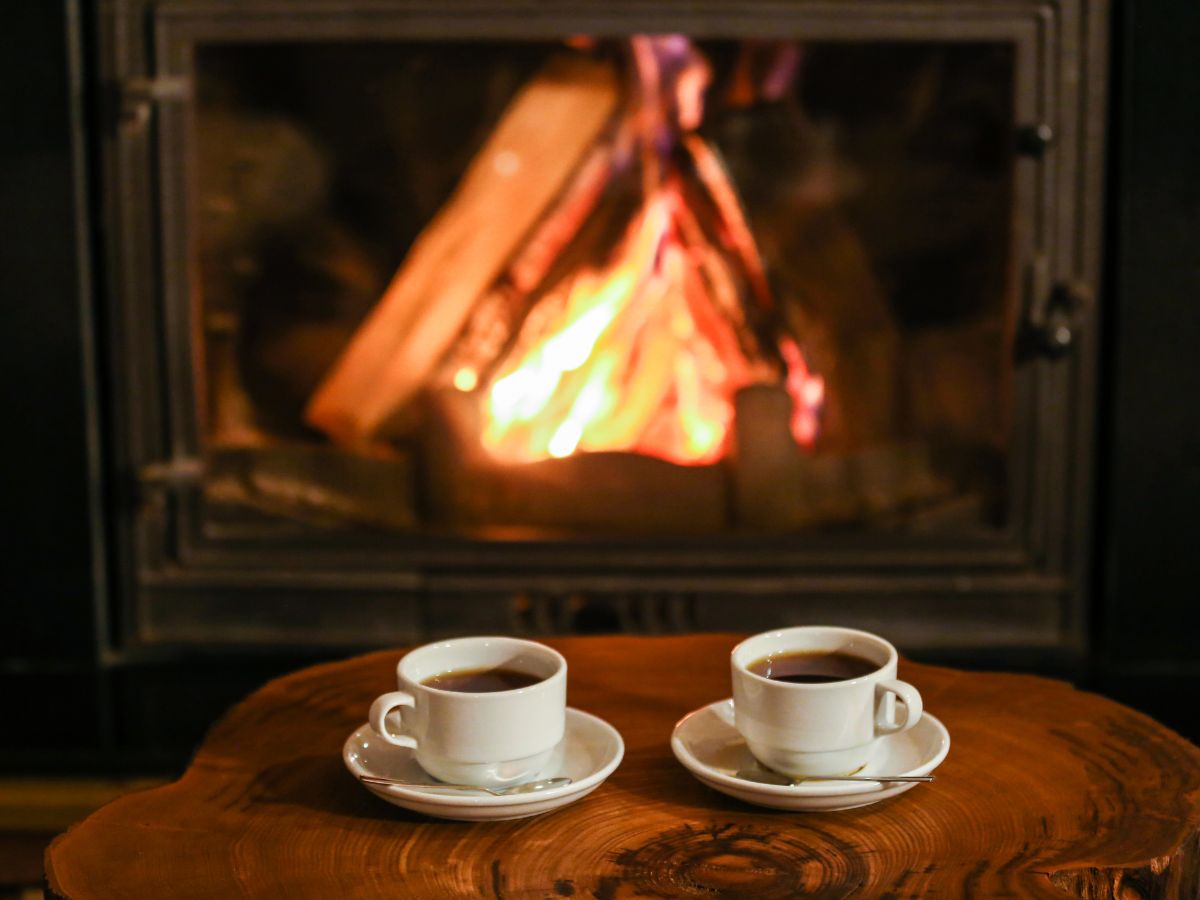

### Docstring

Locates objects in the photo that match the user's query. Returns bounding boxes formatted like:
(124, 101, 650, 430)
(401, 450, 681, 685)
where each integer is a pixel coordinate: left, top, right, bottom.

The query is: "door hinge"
(138, 456, 205, 489)
(1015, 123, 1055, 158)
(1019, 257, 1092, 361)
(118, 76, 191, 129)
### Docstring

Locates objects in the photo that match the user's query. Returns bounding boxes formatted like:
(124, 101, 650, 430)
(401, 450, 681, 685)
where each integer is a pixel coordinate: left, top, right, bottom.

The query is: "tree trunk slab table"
(46, 635, 1200, 898)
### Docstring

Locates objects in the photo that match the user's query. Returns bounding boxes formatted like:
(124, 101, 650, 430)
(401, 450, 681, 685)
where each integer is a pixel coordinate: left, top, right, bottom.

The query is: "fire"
(457, 35, 824, 467)
(302, 36, 825, 466)
(475, 185, 823, 466)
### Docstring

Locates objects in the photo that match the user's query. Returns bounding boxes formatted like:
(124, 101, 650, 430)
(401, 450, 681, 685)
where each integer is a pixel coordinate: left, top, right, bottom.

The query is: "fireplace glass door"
(103, 0, 1103, 651)
(193, 38, 1016, 538)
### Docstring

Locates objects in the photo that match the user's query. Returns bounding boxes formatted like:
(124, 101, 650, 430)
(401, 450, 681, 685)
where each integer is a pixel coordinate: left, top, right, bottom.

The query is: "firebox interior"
(194, 38, 1015, 538)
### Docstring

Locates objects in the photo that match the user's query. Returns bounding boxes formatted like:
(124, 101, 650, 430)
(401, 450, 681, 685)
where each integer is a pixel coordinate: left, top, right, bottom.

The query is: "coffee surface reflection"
(422, 667, 542, 693)
(748, 650, 878, 684)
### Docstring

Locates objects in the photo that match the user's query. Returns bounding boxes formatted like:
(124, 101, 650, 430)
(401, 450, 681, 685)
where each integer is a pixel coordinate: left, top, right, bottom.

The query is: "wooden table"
(46, 635, 1200, 897)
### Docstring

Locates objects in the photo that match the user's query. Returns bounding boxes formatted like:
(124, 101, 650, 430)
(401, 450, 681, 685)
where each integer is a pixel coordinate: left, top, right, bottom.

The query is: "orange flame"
(462, 37, 823, 467)
(473, 185, 823, 466)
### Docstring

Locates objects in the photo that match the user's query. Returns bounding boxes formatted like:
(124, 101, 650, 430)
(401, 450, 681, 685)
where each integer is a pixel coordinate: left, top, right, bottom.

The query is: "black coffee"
(422, 667, 542, 693)
(748, 650, 878, 684)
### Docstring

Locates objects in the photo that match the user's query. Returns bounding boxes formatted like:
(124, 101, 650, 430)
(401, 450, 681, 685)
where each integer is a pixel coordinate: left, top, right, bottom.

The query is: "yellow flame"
(479, 187, 822, 466)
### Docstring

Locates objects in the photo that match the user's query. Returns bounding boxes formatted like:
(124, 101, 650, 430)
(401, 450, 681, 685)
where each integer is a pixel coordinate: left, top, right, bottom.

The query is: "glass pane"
(193, 38, 1015, 537)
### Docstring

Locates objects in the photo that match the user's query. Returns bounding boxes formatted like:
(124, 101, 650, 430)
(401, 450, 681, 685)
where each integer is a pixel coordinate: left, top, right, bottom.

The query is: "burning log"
(732, 384, 952, 529)
(731, 385, 853, 527)
(305, 53, 621, 447)
(204, 443, 419, 530)
(422, 390, 727, 533)
(434, 130, 638, 397)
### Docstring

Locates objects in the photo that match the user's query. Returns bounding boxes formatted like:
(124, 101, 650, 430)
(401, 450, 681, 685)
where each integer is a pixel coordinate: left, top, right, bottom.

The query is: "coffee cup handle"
(874, 679, 923, 735)
(368, 691, 417, 749)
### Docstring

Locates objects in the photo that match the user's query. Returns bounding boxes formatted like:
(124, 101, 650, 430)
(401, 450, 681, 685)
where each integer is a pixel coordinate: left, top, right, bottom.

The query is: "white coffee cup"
(368, 636, 566, 787)
(731, 626, 923, 777)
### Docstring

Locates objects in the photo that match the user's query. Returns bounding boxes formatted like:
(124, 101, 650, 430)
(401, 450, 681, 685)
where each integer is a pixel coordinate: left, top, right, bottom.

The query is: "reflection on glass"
(194, 38, 1015, 536)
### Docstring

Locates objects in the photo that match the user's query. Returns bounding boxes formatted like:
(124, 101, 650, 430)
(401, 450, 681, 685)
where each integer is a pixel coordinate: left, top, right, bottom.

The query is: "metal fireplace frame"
(96, 0, 1109, 656)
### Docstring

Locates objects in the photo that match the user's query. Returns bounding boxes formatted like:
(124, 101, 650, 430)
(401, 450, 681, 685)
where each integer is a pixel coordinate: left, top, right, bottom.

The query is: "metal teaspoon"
(359, 775, 573, 795)
(736, 769, 935, 785)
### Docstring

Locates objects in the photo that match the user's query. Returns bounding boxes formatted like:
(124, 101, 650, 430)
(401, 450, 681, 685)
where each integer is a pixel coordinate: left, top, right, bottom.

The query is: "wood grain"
(46, 636, 1200, 898)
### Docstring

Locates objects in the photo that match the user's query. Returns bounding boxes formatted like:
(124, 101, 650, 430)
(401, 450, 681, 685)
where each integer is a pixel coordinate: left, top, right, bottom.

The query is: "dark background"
(1, 0, 1197, 773)
(1094, 0, 1200, 734)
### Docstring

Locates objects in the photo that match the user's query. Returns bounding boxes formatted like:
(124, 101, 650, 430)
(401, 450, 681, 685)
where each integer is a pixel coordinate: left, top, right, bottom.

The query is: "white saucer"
(344, 707, 624, 821)
(671, 699, 949, 812)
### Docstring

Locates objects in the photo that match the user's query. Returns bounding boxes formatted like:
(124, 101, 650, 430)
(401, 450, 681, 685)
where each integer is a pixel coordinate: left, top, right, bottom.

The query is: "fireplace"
(99, 0, 1107, 656)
